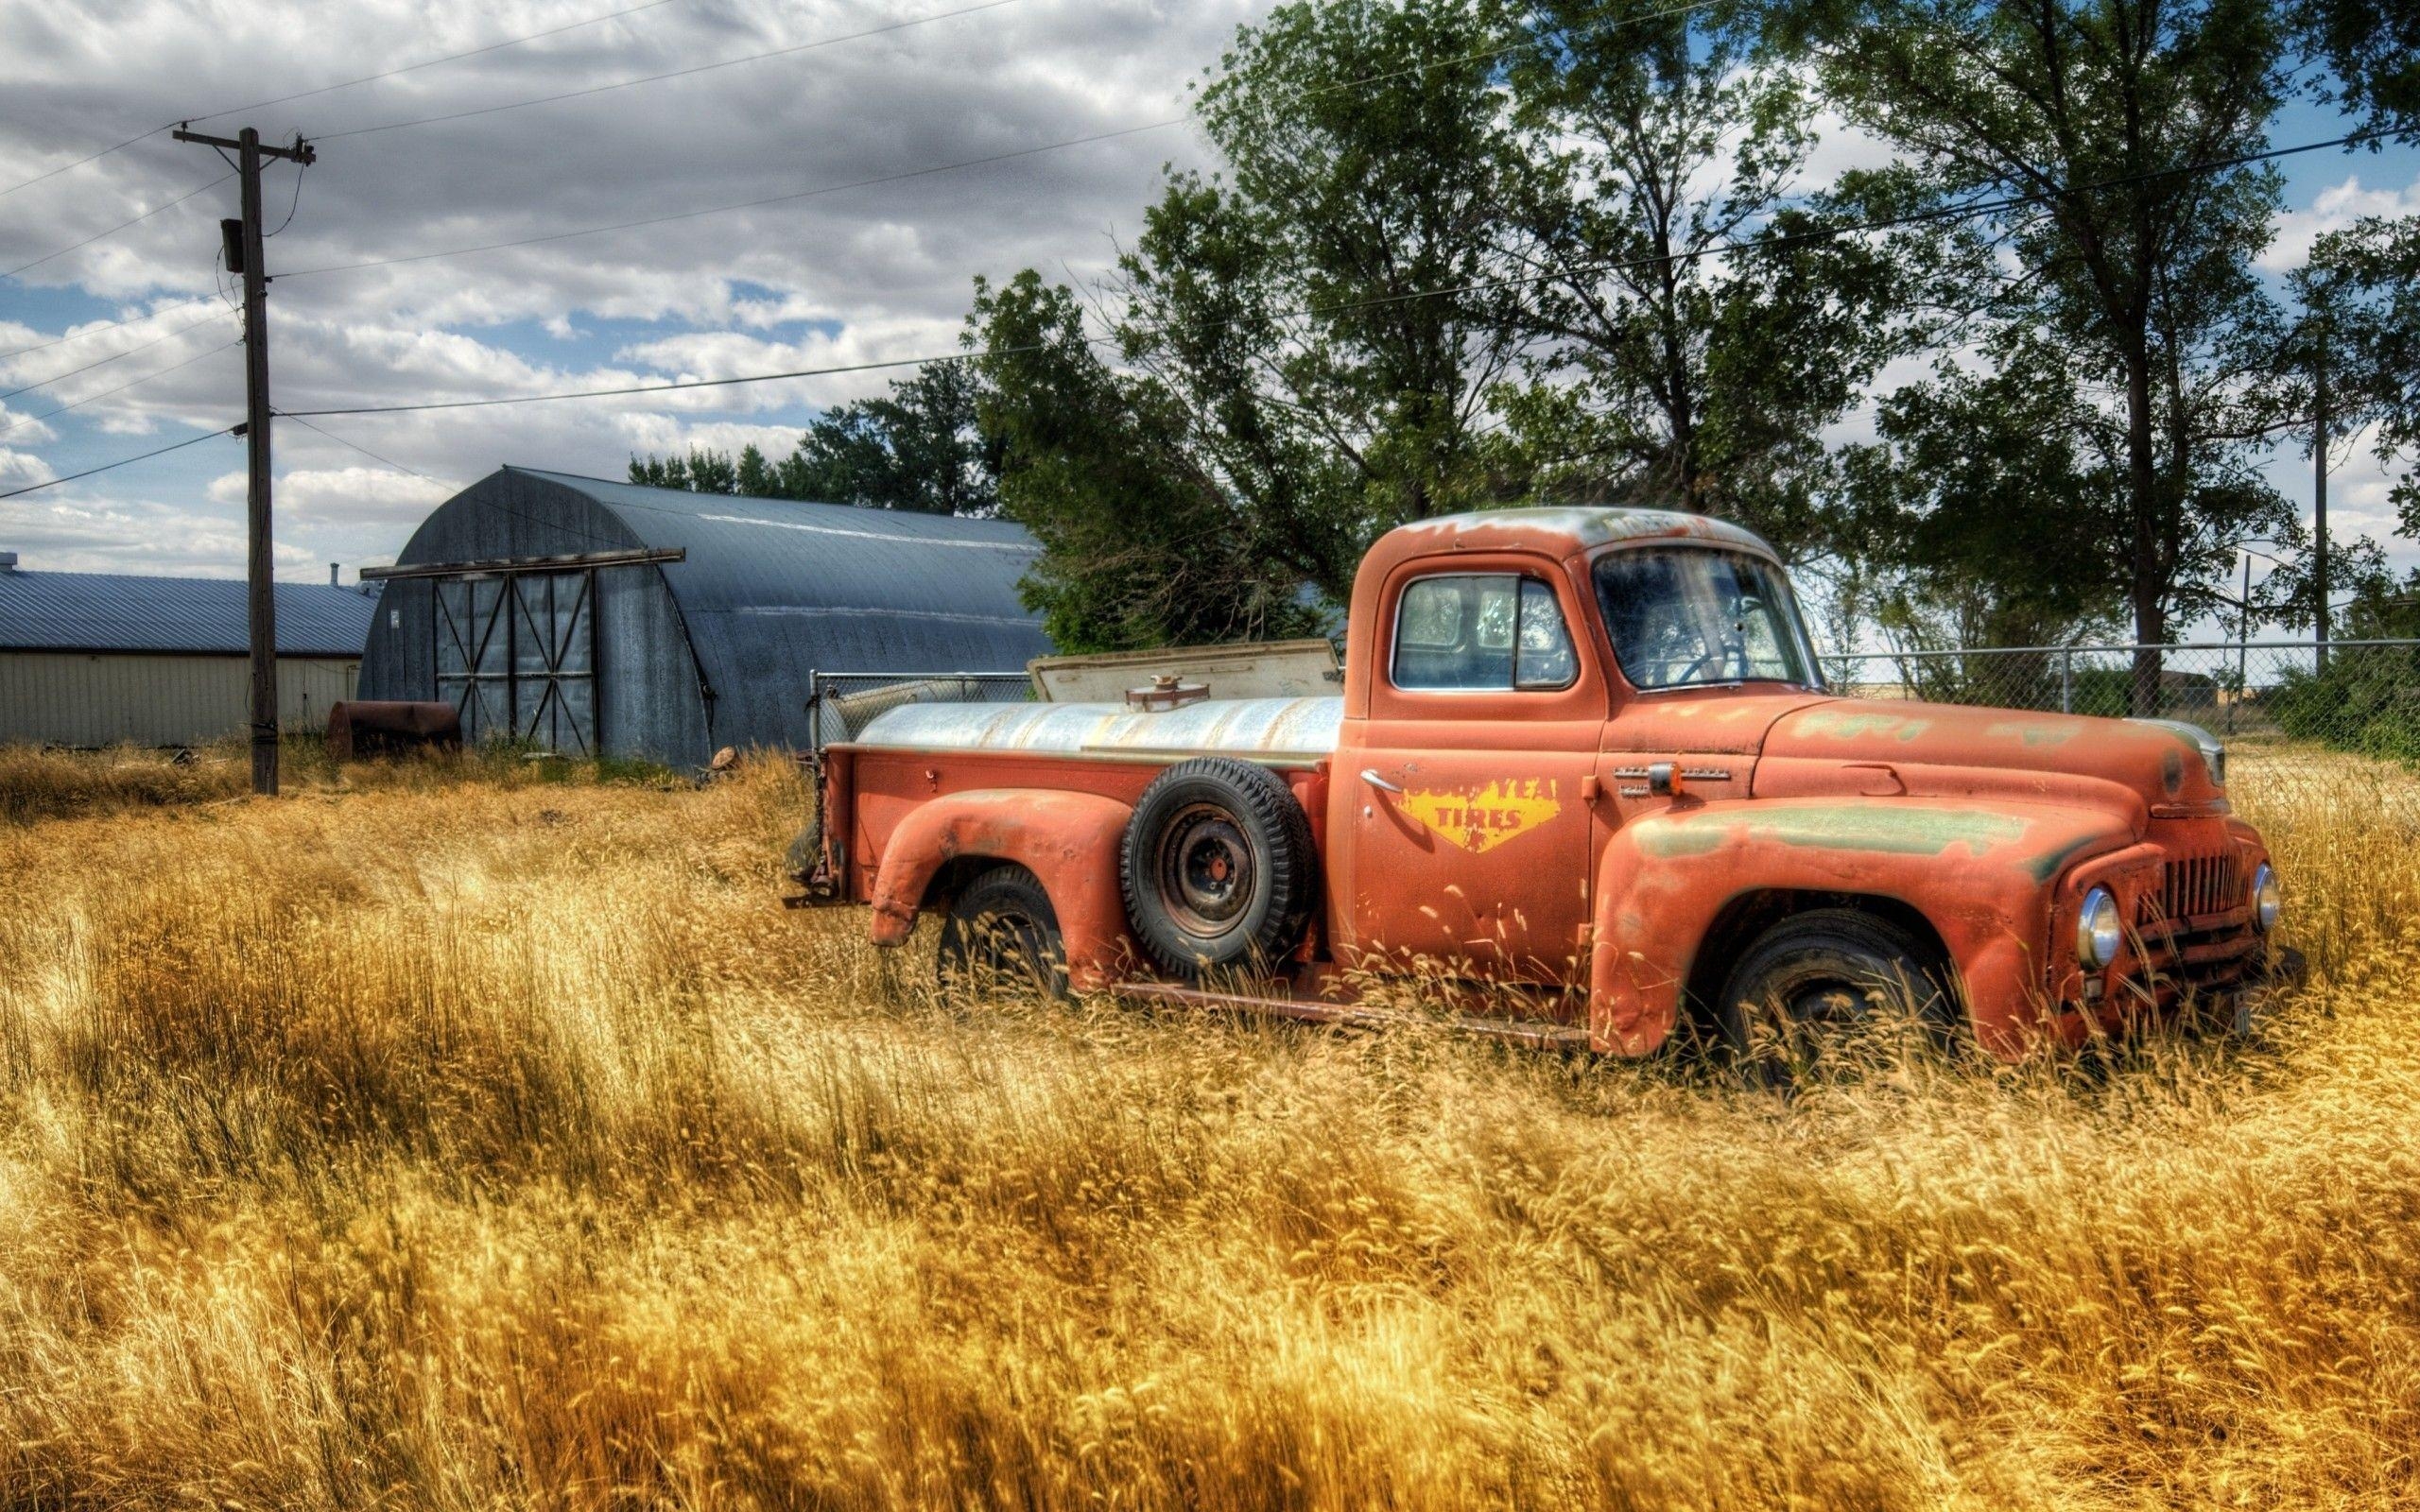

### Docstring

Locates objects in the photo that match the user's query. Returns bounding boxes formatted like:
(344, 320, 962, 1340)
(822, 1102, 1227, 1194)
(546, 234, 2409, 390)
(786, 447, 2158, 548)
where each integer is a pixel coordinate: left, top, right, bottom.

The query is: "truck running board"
(1110, 980, 1594, 1051)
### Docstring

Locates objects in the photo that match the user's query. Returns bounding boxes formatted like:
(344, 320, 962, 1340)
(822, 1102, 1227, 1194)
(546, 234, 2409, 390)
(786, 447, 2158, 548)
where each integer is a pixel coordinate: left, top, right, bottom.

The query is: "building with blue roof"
(356, 467, 1053, 766)
(0, 552, 378, 747)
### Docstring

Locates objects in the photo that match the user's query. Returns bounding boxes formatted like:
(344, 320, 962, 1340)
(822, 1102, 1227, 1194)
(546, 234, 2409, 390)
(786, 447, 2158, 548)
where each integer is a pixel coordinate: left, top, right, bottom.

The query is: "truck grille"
(2133, 850, 2256, 1001)
(2162, 851, 2240, 922)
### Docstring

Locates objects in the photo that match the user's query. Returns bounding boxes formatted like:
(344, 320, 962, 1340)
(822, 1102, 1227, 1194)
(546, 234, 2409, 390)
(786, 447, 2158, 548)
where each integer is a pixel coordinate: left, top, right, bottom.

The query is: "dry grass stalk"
(0, 744, 2413, 1507)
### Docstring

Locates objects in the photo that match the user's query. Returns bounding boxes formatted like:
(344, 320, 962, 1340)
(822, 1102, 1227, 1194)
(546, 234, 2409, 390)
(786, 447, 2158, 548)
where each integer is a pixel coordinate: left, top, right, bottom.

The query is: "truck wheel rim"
(1156, 802, 1254, 937)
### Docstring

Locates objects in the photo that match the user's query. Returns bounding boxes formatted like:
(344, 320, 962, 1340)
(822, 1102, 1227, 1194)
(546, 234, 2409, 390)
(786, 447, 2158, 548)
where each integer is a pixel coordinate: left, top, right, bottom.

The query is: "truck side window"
(1392, 575, 1576, 691)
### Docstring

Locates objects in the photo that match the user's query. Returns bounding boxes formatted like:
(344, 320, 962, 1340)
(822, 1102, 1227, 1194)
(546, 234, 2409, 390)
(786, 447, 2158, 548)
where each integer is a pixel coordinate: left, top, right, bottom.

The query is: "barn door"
(435, 577, 510, 739)
(510, 572, 596, 755)
(432, 571, 598, 753)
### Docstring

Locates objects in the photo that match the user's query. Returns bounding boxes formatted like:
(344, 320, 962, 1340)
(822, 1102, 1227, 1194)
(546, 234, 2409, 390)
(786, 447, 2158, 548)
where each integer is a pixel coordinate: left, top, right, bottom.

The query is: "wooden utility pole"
(173, 124, 314, 796)
(2313, 319, 2330, 671)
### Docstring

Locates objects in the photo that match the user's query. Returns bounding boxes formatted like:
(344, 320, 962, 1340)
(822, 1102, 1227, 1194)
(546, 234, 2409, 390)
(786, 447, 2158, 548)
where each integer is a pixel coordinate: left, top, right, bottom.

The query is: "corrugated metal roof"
(0, 568, 379, 655)
(359, 467, 1053, 765)
(504, 468, 1054, 756)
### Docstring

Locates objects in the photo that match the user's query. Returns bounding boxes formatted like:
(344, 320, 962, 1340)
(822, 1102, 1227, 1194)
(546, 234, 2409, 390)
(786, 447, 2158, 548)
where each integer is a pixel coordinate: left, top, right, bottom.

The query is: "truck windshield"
(1592, 548, 1822, 692)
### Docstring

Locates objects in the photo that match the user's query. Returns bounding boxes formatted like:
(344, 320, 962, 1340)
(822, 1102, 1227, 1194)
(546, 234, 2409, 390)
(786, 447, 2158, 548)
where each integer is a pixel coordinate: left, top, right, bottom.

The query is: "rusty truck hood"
(1754, 699, 2225, 815)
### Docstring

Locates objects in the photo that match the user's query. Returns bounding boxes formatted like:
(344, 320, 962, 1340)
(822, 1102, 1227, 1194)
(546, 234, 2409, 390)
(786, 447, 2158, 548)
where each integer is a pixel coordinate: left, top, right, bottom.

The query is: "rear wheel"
(1714, 908, 1958, 1074)
(936, 865, 1067, 1000)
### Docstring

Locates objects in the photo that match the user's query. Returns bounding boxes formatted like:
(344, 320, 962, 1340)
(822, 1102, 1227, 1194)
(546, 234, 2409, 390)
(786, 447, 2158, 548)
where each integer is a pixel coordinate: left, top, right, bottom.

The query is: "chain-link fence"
(1824, 640, 2420, 813)
(806, 670, 1032, 749)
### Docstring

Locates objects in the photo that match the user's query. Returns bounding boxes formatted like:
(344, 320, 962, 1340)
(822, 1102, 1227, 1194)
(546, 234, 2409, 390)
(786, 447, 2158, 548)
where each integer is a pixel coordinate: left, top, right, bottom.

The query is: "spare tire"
(1120, 756, 1318, 978)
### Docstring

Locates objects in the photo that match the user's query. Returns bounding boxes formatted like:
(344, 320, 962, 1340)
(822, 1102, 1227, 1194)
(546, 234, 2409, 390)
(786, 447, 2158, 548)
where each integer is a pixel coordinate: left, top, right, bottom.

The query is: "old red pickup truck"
(794, 507, 2290, 1059)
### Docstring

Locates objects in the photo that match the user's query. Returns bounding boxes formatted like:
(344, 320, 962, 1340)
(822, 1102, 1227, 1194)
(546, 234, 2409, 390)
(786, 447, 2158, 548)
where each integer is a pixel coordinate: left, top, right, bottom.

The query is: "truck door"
(1338, 562, 1608, 986)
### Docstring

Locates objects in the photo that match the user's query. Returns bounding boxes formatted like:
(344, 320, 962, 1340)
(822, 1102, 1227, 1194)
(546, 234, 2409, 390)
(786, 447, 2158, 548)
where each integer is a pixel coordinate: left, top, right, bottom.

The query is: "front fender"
(1589, 798, 2136, 1058)
(867, 789, 1135, 990)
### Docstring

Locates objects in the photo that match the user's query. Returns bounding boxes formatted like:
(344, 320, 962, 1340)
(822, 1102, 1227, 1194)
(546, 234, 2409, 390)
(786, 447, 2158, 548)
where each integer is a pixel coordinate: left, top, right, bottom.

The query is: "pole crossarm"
(170, 127, 317, 165)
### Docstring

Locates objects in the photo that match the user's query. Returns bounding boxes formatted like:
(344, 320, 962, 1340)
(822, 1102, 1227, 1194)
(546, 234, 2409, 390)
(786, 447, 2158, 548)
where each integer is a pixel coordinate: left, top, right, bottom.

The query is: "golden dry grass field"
(1, 743, 2415, 1509)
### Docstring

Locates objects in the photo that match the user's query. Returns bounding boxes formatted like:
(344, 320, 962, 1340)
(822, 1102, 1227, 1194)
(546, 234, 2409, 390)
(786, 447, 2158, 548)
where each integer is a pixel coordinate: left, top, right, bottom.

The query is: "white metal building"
(0, 553, 378, 747)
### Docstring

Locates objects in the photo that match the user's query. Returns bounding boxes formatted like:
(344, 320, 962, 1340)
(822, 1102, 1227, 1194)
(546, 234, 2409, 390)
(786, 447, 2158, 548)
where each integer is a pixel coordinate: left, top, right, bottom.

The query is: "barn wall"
(600, 562, 710, 767)
(0, 653, 359, 747)
(357, 475, 709, 766)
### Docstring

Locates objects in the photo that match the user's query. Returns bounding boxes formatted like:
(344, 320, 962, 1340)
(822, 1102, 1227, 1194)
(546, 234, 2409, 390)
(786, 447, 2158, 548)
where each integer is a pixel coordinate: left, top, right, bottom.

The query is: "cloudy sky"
(0, 0, 2412, 636)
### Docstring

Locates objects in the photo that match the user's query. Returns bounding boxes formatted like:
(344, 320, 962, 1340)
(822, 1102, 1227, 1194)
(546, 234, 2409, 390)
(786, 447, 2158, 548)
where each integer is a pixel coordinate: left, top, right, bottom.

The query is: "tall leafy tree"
(775, 361, 999, 515)
(629, 364, 999, 514)
(1489, 0, 1896, 549)
(970, 272, 1328, 651)
(999, 0, 1528, 627)
(973, 0, 1519, 638)
(1789, 0, 2299, 708)
(2295, 3, 2420, 543)
(1840, 335, 2132, 650)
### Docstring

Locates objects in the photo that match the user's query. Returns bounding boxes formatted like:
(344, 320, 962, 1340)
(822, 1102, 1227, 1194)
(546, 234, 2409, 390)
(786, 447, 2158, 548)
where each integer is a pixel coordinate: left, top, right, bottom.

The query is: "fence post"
(807, 668, 821, 752)
(2060, 649, 2072, 714)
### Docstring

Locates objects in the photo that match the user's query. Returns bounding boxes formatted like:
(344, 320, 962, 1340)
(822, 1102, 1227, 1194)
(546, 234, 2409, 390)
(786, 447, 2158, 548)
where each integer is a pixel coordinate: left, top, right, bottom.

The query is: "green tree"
(1489, 0, 1896, 550)
(774, 362, 1000, 515)
(1789, 0, 2300, 708)
(1090, 0, 1529, 610)
(628, 447, 749, 493)
(959, 0, 1566, 644)
(629, 364, 999, 514)
(1839, 335, 2132, 651)
(970, 272, 1328, 651)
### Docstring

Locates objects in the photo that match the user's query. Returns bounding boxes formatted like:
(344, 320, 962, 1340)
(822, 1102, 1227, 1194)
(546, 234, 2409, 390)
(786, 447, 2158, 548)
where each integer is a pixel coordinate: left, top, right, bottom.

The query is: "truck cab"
(800, 507, 2290, 1060)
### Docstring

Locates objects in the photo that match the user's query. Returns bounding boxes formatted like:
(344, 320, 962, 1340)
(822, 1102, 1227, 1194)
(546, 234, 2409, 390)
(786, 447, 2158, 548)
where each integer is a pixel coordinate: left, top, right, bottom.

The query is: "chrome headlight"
(2078, 886, 2123, 970)
(2251, 863, 2280, 932)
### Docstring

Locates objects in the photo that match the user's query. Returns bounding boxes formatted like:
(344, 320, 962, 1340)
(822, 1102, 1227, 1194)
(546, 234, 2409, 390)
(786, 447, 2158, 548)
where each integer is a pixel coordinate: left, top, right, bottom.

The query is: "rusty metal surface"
(1382, 506, 1779, 558)
(812, 506, 2281, 1066)
(323, 700, 461, 761)
(1113, 980, 1593, 1049)
(864, 787, 1136, 989)
(850, 694, 1344, 765)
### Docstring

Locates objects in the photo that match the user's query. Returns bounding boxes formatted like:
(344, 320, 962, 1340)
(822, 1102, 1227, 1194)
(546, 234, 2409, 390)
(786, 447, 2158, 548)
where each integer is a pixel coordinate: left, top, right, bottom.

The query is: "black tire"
(936, 865, 1068, 999)
(1713, 908, 1959, 1072)
(1120, 757, 1318, 979)
(784, 812, 821, 884)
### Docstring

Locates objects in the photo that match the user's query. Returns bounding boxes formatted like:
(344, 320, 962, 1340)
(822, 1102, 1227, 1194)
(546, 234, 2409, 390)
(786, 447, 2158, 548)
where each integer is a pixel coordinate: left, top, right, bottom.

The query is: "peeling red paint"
(804, 508, 2280, 1060)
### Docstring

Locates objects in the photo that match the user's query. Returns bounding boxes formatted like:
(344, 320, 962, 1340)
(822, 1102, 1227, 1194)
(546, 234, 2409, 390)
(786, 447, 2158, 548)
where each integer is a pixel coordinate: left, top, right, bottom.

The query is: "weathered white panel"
(853, 695, 1342, 765)
(0, 653, 360, 747)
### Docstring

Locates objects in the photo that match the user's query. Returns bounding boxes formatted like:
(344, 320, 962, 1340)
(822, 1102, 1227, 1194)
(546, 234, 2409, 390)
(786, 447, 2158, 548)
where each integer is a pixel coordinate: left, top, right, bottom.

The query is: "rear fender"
(1589, 798, 2135, 1058)
(867, 788, 1135, 990)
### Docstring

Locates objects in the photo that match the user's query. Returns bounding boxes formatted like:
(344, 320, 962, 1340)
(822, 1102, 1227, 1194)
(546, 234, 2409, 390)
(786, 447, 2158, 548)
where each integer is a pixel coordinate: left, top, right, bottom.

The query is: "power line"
(0, 339, 240, 438)
(0, 426, 233, 500)
(281, 412, 435, 479)
(274, 126, 2386, 421)
(275, 345, 1040, 417)
(285, 413, 636, 551)
(315, 0, 1031, 142)
(0, 296, 223, 364)
(4, 170, 235, 280)
(0, 308, 235, 401)
(281, 121, 1183, 279)
(0, 126, 176, 204)
(274, 0, 1715, 281)
(188, 0, 690, 126)
(0, 0, 691, 204)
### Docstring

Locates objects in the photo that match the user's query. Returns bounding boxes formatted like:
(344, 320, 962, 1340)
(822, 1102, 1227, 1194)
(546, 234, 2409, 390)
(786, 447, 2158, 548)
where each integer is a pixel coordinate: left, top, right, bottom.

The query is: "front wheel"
(1713, 908, 1958, 1074)
(936, 865, 1068, 1000)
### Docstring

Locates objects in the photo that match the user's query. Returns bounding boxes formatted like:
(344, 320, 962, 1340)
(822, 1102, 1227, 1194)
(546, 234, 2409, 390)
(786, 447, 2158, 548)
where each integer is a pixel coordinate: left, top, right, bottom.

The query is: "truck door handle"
(1359, 768, 1404, 794)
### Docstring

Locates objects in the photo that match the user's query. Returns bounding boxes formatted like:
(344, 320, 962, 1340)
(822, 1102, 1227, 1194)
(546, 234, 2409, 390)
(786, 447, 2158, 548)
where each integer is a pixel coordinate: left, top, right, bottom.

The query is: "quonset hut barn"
(357, 467, 1051, 767)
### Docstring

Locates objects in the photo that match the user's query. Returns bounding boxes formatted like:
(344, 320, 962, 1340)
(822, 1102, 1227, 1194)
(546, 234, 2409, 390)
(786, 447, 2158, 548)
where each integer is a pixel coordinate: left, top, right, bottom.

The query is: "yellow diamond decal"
(1400, 778, 1563, 854)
